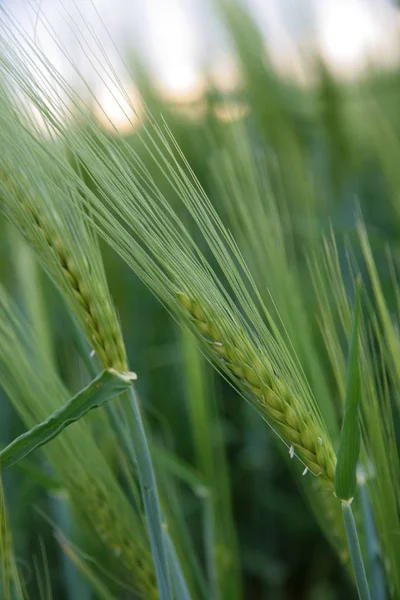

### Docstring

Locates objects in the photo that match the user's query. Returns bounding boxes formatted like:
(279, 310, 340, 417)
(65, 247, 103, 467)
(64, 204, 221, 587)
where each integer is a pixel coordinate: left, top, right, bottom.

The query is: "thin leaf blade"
(0, 370, 132, 471)
(334, 277, 362, 502)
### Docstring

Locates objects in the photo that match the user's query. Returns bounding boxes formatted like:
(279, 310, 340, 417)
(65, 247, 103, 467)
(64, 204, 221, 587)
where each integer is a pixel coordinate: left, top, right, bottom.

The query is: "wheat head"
(177, 292, 337, 491)
(0, 171, 127, 373)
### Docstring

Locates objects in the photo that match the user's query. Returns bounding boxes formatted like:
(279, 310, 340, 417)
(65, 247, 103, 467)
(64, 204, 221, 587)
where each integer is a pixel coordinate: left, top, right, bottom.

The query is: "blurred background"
(1, 0, 400, 598)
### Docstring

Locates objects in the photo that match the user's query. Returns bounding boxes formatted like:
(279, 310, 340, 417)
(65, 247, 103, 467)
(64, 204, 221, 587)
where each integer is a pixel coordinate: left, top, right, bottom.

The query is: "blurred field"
(1, 1, 400, 599)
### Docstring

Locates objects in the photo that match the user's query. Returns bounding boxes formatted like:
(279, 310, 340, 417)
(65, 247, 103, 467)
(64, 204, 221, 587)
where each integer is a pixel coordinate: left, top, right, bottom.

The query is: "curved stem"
(342, 501, 371, 600)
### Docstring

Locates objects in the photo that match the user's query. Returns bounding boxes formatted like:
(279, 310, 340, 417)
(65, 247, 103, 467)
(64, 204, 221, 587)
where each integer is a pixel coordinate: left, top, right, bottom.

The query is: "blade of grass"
(56, 531, 119, 600)
(311, 231, 400, 594)
(51, 493, 92, 600)
(153, 448, 207, 493)
(164, 531, 192, 600)
(335, 278, 371, 600)
(0, 475, 25, 600)
(65, 302, 190, 600)
(155, 444, 210, 600)
(335, 277, 362, 502)
(0, 370, 132, 471)
(109, 398, 193, 600)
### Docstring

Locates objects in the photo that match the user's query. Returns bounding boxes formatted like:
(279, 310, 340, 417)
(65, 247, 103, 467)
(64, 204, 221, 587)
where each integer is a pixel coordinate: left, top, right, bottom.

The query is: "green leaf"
(334, 277, 362, 502)
(0, 370, 131, 472)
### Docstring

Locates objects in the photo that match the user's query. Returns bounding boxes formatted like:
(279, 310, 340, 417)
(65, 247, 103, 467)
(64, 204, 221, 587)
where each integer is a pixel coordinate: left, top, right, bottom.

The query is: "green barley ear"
(0, 16, 337, 492)
(176, 291, 337, 491)
(0, 90, 127, 374)
(335, 277, 362, 502)
(0, 53, 338, 490)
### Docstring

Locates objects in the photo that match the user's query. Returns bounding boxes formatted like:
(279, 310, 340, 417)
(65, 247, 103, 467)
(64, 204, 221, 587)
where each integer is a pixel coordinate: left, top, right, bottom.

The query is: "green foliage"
(0, 287, 157, 598)
(1, 2, 400, 599)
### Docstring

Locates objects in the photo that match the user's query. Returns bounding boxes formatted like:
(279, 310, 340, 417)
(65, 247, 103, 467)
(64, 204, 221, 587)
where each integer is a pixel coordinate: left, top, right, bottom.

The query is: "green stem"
(67, 311, 189, 598)
(203, 495, 218, 600)
(68, 315, 128, 452)
(126, 385, 173, 600)
(359, 481, 387, 600)
(342, 502, 371, 600)
(103, 392, 192, 600)
(164, 530, 192, 600)
(104, 395, 192, 600)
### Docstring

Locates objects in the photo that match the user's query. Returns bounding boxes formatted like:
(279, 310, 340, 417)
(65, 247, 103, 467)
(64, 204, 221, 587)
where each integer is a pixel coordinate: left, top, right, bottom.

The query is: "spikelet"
(177, 292, 337, 491)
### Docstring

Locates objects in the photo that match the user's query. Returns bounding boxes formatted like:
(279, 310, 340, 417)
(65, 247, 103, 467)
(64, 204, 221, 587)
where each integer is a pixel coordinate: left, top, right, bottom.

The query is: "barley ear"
(0, 171, 127, 374)
(177, 291, 337, 491)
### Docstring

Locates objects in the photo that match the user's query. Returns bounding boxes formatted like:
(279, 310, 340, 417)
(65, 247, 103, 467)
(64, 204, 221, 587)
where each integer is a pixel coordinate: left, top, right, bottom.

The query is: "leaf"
(334, 277, 362, 502)
(0, 370, 131, 472)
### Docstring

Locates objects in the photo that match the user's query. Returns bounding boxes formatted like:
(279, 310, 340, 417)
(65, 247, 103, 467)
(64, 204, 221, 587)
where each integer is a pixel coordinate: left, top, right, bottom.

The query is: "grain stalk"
(0, 22, 339, 496)
(2, 92, 338, 495)
(0, 172, 127, 373)
(0, 73, 179, 595)
(177, 292, 337, 491)
(0, 203, 174, 599)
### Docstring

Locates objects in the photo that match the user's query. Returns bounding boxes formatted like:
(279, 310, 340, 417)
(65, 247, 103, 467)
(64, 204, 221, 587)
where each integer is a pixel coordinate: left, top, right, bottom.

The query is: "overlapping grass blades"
(310, 231, 400, 597)
(0, 46, 177, 595)
(0, 286, 157, 598)
(1, 3, 400, 597)
(334, 279, 371, 600)
(0, 18, 338, 491)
